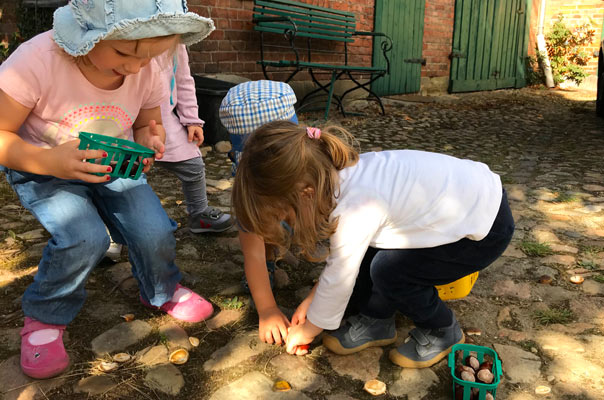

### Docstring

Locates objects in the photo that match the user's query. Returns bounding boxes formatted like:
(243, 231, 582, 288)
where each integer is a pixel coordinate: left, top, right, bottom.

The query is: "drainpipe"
(537, 0, 555, 87)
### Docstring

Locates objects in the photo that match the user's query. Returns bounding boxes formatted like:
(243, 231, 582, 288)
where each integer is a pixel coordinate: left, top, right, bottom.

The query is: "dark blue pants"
(347, 190, 514, 329)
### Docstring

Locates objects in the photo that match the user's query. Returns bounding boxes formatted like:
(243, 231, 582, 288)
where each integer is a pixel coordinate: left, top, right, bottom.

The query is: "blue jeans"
(347, 190, 515, 329)
(5, 169, 182, 325)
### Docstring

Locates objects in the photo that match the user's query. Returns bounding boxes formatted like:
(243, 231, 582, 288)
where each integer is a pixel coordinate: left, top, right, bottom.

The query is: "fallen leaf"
(273, 380, 291, 392)
(364, 379, 386, 396)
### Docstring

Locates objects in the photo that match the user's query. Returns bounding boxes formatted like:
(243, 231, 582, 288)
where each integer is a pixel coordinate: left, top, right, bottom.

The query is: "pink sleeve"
(0, 40, 47, 109)
(174, 45, 204, 127)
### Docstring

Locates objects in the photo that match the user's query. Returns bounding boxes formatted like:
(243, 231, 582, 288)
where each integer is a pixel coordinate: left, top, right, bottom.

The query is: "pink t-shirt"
(0, 31, 166, 149)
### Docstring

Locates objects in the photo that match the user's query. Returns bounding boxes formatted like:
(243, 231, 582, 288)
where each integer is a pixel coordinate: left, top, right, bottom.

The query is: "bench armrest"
(353, 31, 386, 37)
(354, 31, 393, 74)
(353, 31, 392, 48)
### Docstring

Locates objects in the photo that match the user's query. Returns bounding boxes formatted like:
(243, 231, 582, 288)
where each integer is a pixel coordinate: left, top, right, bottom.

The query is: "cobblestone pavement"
(1, 87, 603, 400)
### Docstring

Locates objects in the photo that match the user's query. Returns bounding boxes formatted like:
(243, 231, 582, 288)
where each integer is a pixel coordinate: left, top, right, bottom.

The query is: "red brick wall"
(187, 0, 375, 80)
(422, 0, 455, 78)
(0, 0, 462, 90)
(533, 0, 604, 74)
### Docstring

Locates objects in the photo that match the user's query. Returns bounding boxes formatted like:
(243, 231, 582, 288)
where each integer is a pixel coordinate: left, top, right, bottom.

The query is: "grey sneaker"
(189, 207, 234, 233)
(389, 315, 464, 368)
(322, 314, 397, 355)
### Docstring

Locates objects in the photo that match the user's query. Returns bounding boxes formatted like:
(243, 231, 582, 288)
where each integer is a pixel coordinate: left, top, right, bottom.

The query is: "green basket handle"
(494, 357, 503, 381)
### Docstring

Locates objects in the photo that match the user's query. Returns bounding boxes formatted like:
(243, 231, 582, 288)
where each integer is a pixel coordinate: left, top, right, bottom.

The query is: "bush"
(546, 17, 595, 86)
(525, 53, 546, 86)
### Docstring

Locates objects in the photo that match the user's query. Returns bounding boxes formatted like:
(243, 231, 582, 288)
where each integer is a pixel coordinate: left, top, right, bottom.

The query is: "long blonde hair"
(232, 121, 359, 262)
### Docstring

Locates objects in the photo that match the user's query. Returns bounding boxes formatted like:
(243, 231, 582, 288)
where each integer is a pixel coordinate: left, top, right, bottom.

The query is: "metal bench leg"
(341, 71, 387, 115)
(324, 70, 338, 120)
(301, 69, 344, 113)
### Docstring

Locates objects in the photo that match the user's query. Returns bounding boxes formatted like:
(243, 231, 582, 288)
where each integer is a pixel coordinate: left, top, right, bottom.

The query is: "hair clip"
(306, 127, 321, 139)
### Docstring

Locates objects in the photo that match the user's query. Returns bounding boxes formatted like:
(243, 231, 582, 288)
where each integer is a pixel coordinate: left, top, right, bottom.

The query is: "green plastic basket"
(78, 132, 155, 180)
(448, 343, 503, 400)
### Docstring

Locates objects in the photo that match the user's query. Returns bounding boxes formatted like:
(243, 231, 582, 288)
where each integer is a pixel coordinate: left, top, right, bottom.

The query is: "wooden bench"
(253, 0, 393, 119)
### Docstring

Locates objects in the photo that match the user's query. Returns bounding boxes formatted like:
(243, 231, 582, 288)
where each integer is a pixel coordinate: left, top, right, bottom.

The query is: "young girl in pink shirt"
(154, 44, 233, 233)
(0, 0, 215, 380)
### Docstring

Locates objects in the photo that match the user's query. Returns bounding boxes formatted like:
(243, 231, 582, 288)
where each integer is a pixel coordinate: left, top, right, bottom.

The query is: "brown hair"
(232, 120, 359, 262)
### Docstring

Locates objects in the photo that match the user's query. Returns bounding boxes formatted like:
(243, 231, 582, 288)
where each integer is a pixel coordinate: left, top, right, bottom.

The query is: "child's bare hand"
(134, 120, 166, 172)
(285, 322, 321, 355)
(42, 140, 111, 182)
(291, 284, 316, 325)
(187, 125, 204, 146)
(258, 306, 290, 345)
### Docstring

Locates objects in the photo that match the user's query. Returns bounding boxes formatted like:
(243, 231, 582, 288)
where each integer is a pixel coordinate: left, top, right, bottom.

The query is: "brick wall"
(422, 0, 455, 78)
(187, 0, 375, 80)
(538, 0, 604, 74)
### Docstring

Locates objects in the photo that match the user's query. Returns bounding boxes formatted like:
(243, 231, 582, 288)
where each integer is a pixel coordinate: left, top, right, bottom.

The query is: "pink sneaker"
(141, 284, 213, 322)
(20, 317, 69, 379)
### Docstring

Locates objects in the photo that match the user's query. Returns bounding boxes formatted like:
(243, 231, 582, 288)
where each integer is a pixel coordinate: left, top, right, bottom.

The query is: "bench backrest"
(253, 0, 356, 43)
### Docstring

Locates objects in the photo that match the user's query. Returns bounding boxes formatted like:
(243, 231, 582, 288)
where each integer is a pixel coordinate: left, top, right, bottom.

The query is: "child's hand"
(291, 283, 317, 325)
(258, 306, 291, 345)
(291, 298, 312, 326)
(285, 321, 323, 356)
(187, 125, 204, 146)
(42, 140, 111, 182)
(133, 120, 166, 172)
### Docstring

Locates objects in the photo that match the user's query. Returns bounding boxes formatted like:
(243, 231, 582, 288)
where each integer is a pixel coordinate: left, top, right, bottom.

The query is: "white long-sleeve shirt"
(307, 150, 502, 330)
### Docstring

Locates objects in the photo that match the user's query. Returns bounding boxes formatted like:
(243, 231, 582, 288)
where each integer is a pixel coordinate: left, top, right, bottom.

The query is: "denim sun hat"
(53, 0, 215, 57)
(219, 80, 298, 175)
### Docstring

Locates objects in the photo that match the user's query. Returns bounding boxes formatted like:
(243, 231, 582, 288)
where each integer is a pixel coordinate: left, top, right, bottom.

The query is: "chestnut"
(455, 364, 476, 378)
(485, 393, 494, 400)
(477, 368, 494, 384)
(460, 370, 476, 382)
(478, 360, 493, 372)
(454, 385, 465, 400)
(465, 355, 480, 370)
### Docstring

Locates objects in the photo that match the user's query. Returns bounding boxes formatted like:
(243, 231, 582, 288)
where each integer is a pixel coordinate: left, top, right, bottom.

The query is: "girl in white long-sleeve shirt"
(232, 121, 514, 369)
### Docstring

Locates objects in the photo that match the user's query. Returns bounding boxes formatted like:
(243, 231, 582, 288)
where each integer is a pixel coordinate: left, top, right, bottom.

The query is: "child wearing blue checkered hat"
(219, 80, 298, 293)
(219, 80, 298, 176)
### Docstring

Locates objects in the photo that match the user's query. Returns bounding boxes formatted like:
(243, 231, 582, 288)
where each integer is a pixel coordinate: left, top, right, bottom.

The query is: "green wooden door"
(372, 0, 426, 96)
(449, 0, 531, 93)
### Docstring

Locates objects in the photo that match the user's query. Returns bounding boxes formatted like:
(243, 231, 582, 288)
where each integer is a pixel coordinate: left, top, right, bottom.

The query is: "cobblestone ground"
(1, 87, 603, 400)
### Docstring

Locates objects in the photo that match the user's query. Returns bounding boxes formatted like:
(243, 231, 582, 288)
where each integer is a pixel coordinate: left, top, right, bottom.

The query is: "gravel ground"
(1, 86, 603, 400)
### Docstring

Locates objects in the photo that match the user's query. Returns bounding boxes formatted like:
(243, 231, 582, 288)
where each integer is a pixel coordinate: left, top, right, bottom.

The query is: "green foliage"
(520, 240, 553, 257)
(552, 191, 577, 203)
(220, 296, 244, 310)
(533, 306, 574, 326)
(546, 17, 595, 86)
(525, 54, 546, 86)
(578, 259, 598, 270)
(593, 275, 604, 283)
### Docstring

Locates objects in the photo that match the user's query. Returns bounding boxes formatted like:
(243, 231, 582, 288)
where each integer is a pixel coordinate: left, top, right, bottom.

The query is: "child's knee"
(129, 223, 176, 254)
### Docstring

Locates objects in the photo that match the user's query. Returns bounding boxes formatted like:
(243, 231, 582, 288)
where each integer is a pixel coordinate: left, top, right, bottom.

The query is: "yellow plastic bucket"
(436, 272, 479, 300)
